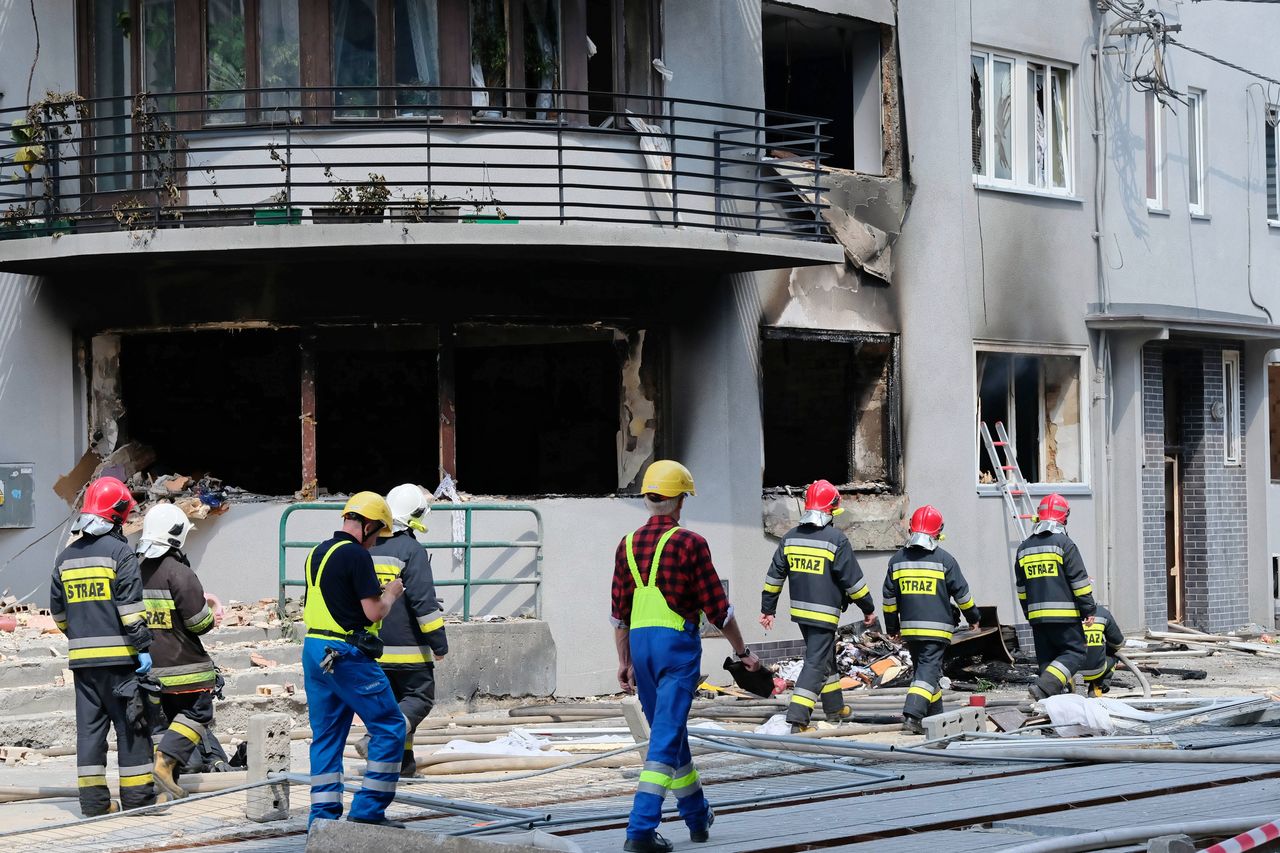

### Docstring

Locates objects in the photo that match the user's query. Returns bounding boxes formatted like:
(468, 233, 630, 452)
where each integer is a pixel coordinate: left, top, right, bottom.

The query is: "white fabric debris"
(756, 713, 793, 735)
(435, 728, 570, 757)
(1041, 694, 1116, 737)
(774, 660, 804, 682)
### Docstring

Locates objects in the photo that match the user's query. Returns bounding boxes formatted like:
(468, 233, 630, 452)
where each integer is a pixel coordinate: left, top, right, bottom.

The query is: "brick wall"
(1141, 340, 1249, 632)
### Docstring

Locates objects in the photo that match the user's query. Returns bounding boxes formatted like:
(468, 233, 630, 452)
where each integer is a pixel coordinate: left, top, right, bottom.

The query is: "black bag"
(351, 629, 384, 661)
(113, 677, 149, 735)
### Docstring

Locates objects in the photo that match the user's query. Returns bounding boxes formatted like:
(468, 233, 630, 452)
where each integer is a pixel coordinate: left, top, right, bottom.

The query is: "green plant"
(973, 677, 996, 692)
(471, 2, 508, 88)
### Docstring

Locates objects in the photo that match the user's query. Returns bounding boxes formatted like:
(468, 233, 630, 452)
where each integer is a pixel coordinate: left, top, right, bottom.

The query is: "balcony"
(0, 86, 841, 275)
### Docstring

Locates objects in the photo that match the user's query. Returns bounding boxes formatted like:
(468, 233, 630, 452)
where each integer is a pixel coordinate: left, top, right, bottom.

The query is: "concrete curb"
(305, 819, 572, 852)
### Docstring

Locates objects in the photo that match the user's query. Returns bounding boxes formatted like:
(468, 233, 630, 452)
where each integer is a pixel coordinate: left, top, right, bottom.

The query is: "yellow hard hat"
(342, 491, 395, 537)
(641, 460, 696, 497)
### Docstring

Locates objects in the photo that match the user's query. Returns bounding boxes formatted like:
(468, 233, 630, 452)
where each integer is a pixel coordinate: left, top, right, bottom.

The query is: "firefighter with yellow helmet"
(302, 492, 407, 829)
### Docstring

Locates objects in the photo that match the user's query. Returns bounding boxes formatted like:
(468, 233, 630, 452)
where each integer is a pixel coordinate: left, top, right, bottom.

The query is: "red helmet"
(82, 476, 136, 525)
(909, 505, 944, 538)
(1037, 493, 1070, 525)
(803, 480, 840, 514)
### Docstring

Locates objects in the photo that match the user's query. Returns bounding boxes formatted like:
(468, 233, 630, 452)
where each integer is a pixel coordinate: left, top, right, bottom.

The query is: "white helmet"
(386, 483, 430, 533)
(136, 503, 195, 560)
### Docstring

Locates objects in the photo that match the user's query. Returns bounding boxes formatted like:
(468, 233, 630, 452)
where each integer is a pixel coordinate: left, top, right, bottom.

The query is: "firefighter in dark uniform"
(136, 502, 222, 799)
(49, 476, 157, 816)
(1081, 602, 1125, 696)
(882, 505, 980, 733)
(360, 483, 448, 777)
(304, 492, 407, 829)
(760, 480, 875, 732)
(1015, 493, 1096, 700)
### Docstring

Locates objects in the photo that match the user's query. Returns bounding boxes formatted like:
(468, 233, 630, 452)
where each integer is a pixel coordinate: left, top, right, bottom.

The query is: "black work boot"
(690, 806, 715, 842)
(623, 833, 673, 853)
(901, 715, 924, 735)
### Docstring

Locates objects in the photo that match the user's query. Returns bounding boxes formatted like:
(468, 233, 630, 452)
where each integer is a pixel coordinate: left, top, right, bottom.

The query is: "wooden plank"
(300, 340, 317, 499)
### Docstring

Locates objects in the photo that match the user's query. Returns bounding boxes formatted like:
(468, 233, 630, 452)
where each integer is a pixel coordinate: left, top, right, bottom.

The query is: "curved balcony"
(0, 86, 840, 275)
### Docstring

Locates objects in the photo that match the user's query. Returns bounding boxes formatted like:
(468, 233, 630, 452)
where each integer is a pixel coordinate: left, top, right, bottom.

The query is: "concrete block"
(621, 696, 649, 742)
(245, 712, 291, 822)
(435, 621, 555, 700)
(1147, 835, 1195, 853)
(922, 706, 984, 741)
(305, 820, 578, 852)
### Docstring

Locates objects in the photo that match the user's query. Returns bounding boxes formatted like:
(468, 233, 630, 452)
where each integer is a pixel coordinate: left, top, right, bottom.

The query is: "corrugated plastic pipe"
(999, 816, 1279, 853)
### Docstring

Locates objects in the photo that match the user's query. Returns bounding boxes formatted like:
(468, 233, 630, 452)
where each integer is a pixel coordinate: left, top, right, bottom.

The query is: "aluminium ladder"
(979, 420, 1038, 539)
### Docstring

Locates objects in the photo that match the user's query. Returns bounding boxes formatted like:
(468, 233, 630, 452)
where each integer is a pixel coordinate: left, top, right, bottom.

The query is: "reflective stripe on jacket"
(141, 551, 217, 692)
(881, 545, 976, 641)
(369, 531, 448, 668)
(762, 522, 873, 629)
(1015, 530, 1096, 623)
(1081, 603, 1125, 680)
(50, 530, 152, 669)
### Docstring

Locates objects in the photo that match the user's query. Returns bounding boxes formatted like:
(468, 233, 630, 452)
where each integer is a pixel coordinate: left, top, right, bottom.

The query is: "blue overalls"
(625, 527, 713, 843)
(302, 539, 407, 826)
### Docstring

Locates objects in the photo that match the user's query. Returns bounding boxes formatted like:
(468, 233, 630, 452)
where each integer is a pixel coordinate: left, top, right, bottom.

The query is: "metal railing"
(0, 85, 831, 242)
(277, 501, 543, 622)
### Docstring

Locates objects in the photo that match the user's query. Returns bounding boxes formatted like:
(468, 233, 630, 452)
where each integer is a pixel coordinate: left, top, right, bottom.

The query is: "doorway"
(1162, 349, 1194, 623)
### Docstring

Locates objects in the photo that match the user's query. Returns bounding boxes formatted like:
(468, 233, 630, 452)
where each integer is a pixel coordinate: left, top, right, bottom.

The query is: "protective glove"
(135, 652, 153, 674)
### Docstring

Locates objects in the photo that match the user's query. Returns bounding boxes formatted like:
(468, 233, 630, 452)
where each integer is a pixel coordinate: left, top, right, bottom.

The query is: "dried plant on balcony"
(132, 92, 182, 210)
(331, 172, 391, 219)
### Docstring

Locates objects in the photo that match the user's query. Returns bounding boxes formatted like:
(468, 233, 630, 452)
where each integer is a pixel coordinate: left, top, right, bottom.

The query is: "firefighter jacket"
(1082, 603, 1125, 681)
(50, 529, 152, 669)
(1015, 528, 1096, 623)
(140, 550, 217, 693)
(369, 530, 448, 668)
(762, 522, 873, 630)
(882, 545, 978, 641)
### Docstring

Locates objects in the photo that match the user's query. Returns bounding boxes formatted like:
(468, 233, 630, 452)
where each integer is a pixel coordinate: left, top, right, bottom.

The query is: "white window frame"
(1267, 105, 1279, 225)
(1223, 349, 1242, 466)
(1146, 90, 1165, 210)
(973, 342, 1091, 493)
(971, 48, 1075, 197)
(1187, 88, 1206, 215)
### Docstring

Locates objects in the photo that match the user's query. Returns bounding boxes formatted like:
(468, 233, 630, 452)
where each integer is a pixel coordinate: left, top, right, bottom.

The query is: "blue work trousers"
(303, 638, 407, 826)
(627, 625, 712, 842)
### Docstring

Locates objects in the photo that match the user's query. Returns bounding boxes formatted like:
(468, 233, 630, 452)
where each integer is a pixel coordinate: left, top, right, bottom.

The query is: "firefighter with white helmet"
(1015, 494, 1096, 701)
(760, 479, 876, 732)
(303, 492, 407, 828)
(359, 484, 448, 777)
(136, 502, 225, 799)
(882, 505, 980, 733)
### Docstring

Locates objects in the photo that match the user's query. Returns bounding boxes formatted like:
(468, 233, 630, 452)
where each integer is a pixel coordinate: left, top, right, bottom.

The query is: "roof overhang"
(1085, 302, 1280, 343)
(0, 223, 843, 277)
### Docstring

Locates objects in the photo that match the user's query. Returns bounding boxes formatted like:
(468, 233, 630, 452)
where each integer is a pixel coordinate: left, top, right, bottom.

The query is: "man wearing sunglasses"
(360, 483, 448, 777)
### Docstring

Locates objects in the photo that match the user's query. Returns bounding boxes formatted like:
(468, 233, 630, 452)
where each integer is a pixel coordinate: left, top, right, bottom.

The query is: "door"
(1164, 455, 1185, 622)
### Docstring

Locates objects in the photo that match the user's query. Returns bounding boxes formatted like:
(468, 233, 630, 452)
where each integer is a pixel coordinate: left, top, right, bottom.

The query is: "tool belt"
(311, 627, 384, 661)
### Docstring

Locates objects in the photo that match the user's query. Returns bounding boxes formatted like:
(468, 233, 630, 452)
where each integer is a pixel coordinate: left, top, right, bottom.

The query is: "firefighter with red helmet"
(1015, 494, 1096, 700)
(883, 505, 980, 733)
(761, 480, 875, 732)
(49, 476, 157, 816)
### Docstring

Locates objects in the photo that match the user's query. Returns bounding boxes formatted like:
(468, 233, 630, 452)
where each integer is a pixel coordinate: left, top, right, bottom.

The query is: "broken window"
(761, 329, 899, 490)
(976, 350, 1083, 485)
(118, 329, 302, 496)
(762, 5, 884, 174)
(585, 0, 661, 123)
(971, 49, 1072, 193)
(314, 327, 439, 495)
(455, 326, 624, 496)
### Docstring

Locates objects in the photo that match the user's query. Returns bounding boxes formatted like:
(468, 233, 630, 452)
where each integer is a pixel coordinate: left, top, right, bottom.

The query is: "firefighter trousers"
(153, 689, 215, 771)
(627, 625, 713, 843)
(904, 640, 947, 721)
(1031, 621, 1088, 697)
(385, 665, 435, 775)
(74, 664, 156, 815)
(786, 625, 844, 726)
(303, 638, 407, 826)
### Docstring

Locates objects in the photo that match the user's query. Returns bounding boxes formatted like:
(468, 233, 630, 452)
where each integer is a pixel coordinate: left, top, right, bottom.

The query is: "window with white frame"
(1223, 349, 1241, 465)
(976, 348, 1086, 486)
(1146, 90, 1164, 209)
(971, 49, 1073, 194)
(1187, 89, 1205, 215)
(1267, 106, 1278, 223)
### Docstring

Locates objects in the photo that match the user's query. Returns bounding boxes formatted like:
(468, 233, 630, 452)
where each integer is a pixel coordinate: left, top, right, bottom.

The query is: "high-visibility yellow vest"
(303, 540, 354, 641)
(625, 527, 687, 631)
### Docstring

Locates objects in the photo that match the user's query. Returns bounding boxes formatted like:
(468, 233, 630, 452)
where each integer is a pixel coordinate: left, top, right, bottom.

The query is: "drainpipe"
(1091, 11, 1116, 609)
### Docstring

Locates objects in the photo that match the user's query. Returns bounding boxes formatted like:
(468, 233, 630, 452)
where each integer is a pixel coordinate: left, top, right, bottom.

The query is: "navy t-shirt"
(308, 531, 382, 632)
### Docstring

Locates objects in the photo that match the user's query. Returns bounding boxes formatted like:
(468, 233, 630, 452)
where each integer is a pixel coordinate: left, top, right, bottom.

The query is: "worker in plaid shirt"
(610, 460, 761, 853)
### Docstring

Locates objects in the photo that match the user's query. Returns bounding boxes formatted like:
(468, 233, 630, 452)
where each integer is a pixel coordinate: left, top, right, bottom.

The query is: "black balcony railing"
(0, 86, 831, 243)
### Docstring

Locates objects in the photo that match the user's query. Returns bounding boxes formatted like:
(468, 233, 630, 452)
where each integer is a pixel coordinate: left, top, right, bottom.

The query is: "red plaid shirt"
(610, 516, 733, 629)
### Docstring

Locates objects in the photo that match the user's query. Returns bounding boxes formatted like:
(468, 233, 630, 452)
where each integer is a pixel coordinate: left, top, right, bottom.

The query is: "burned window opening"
(761, 329, 899, 491)
(762, 5, 883, 174)
(1269, 365, 1280, 482)
(455, 326, 621, 496)
(118, 329, 302, 496)
(976, 350, 1083, 485)
(314, 326, 440, 497)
